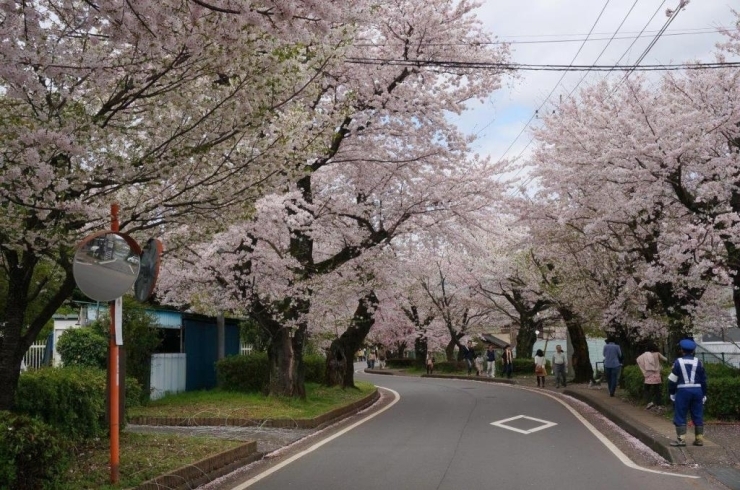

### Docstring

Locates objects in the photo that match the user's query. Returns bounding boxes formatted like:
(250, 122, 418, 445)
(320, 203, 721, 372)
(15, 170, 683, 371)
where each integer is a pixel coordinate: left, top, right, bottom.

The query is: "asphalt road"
(226, 369, 725, 490)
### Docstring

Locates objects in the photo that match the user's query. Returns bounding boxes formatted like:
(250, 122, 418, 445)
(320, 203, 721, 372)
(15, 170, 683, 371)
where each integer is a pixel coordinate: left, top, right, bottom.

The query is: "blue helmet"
(679, 339, 696, 352)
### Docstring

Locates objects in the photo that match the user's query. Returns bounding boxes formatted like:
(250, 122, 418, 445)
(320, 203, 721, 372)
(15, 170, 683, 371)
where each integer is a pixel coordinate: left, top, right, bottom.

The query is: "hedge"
(216, 353, 326, 393)
(0, 411, 70, 490)
(622, 364, 740, 420)
(385, 358, 418, 369)
(15, 366, 142, 440)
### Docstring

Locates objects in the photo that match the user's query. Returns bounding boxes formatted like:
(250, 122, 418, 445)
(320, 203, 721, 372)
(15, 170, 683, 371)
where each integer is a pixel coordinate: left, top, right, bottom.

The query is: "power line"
(611, 0, 687, 92)
(508, 0, 692, 200)
(486, 0, 613, 163)
(503, 0, 662, 200)
(495, 26, 719, 39)
(345, 58, 740, 71)
(354, 28, 719, 47)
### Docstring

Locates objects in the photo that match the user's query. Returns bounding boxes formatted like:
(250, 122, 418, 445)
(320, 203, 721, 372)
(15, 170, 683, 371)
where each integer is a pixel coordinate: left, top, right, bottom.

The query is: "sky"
(453, 0, 740, 175)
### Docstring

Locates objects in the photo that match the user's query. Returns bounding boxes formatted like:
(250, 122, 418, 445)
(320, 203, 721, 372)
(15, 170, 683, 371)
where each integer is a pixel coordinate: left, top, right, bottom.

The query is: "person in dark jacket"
(502, 345, 514, 379)
(668, 339, 707, 447)
(485, 344, 496, 378)
(462, 341, 477, 375)
(602, 337, 623, 397)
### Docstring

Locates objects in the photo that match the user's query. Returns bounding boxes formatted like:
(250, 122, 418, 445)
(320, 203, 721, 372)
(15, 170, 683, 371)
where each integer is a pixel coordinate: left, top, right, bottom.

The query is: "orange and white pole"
(109, 203, 120, 484)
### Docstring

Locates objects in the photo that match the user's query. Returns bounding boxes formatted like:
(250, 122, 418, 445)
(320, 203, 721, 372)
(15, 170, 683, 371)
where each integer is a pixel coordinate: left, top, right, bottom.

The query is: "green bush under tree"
(216, 353, 326, 393)
(15, 366, 142, 440)
(57, 297, 161, 401)
(622, 364, 740, 420)
(0, 411, 70, 490)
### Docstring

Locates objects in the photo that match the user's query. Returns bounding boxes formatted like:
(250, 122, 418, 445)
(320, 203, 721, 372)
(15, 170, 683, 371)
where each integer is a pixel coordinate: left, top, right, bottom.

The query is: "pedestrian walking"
(462, 341, 477, 375)
(502, 345, 514, 379)
(552, 344, 568, 388)
(636, 343, 667, 409)
(602, 336, 623, 397)
(426, 353, 435, 374)
(474, 352, 484, 377)
(377, 348, 386, 369)
(368, 350, 376, 369)
(668, 339, 707, 447)
(485, 344, 496, 377)
(534, 349, 546, 387)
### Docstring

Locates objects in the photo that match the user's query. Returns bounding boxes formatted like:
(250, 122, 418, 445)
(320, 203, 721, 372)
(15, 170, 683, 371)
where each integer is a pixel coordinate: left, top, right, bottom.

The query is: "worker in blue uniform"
(667, 338, 707, 447)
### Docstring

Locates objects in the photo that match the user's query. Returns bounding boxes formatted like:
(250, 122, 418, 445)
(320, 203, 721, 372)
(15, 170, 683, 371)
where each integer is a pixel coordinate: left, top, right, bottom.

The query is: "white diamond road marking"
(490, 415, 557, 434)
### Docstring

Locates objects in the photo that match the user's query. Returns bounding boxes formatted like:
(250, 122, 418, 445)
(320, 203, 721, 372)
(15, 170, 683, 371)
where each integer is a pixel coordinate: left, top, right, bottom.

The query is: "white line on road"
(229, 387, 400, 489)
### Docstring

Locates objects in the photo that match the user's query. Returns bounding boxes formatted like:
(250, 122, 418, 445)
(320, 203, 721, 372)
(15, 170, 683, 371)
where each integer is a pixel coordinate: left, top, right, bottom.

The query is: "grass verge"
(66, 432, 244, 489)
(61, 381, 375, 488)
(129, 381, 375, 420)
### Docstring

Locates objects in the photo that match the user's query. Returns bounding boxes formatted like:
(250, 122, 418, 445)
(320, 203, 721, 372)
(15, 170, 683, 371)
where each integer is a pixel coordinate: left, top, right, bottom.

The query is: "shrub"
(493, 358, 542, 375)
(216, 353, 326, 393)
(216, 353, 269, 393)
(706, 376, 740, 420)
(89, 298, 163, 398)
(623, 363, 740, 419)
(621, 365, 667, 404)
(15, 366, 106, 440)
(15, 366, 142, 440)
(703, 362, 740, 379)
(385, 358, 417, 369)
(57, 327, 107, 369)
(432, 360, 466, 373)
(0, 411, 70, 490)
(303, 354, 325, 384)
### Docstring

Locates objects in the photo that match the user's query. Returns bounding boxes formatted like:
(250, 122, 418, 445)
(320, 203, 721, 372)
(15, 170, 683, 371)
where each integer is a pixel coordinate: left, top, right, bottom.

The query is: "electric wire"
(505, 0, 694, 199)
(483, 0, 613, 164)
(344, 59, 738, 71)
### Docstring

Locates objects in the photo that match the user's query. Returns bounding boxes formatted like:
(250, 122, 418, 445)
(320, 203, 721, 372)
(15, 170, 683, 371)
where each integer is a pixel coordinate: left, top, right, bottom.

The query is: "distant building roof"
(480, 333, 509, 348)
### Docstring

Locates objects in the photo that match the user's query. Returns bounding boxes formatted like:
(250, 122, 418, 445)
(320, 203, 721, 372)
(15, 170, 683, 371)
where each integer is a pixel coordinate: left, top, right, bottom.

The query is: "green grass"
(61, 382, 376, 488)
(66, 432, 244, 489)
(129, 382, 376, 420)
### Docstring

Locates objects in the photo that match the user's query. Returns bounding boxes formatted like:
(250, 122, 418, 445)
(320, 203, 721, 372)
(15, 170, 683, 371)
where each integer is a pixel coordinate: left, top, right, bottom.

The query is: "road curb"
(128, 389, 380, 488)
(563, 388, 685, 464)
(133, 441, 263, 490)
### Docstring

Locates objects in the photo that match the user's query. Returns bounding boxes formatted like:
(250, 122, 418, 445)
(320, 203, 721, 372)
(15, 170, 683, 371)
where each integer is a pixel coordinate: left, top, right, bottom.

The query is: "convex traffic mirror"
(73, 231, 142, 302)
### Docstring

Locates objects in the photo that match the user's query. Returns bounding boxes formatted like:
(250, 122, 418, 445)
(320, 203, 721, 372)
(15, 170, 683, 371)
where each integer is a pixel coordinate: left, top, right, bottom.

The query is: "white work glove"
(670, 394, 676, 402)
(702, 396, 707, 405)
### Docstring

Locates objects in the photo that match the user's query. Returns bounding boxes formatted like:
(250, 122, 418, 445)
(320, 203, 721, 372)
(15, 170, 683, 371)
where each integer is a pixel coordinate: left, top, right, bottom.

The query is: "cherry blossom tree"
(0, 0, 351, 410)
(160, 0, 510, 397)
(505, 12, 740, 362)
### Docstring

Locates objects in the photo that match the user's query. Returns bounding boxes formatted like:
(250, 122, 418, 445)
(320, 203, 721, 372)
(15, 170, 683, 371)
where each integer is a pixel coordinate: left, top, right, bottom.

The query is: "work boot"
(670, 425, 687, 447)
(693, 426, 704, 446)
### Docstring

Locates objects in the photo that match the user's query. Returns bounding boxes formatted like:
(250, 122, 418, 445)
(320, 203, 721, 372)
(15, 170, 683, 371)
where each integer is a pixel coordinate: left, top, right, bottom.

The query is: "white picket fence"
(23, 340, 47, 370)
(240, 341, 253, 356)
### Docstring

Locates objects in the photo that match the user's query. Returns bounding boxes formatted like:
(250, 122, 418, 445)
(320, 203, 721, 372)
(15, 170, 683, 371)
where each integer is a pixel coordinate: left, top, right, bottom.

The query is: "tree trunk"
(251, 295, 309, 399)
(445, 338, 457, 362)
(414, 335, 428, 367)
(395, 341, 407, 360)
(267, 326, 306, 398)
(0, 323, 23, 411)
(515, 312, 538, 359)
(556, 306, 593, 383)
(0, 251, 75, 411)
(325, 292, 378, 388)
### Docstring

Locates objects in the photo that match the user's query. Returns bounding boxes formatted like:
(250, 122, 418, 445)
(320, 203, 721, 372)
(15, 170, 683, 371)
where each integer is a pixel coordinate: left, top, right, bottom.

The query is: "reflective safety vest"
(671, 358, 702, 389)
